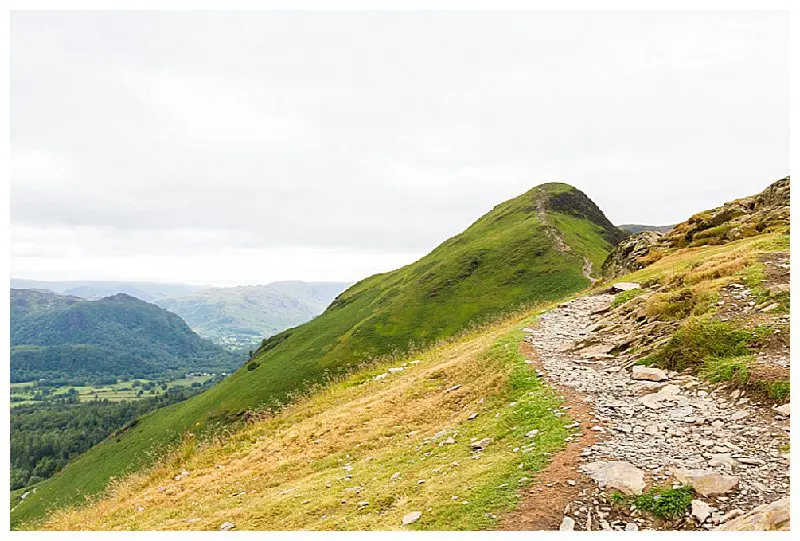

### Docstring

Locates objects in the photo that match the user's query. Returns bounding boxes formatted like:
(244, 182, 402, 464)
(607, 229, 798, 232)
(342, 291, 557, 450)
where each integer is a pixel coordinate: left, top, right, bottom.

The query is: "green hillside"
(11, 182, 624, 528)
(10, 290, 241, 383)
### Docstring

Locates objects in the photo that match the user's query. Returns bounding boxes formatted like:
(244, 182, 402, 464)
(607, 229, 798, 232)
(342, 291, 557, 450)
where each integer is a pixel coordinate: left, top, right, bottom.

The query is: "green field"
(10, 376, 215, 407)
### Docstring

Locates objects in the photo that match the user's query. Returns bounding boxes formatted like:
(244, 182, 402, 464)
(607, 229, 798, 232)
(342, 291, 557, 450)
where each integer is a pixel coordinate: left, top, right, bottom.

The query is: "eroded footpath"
(510, 293, 789, 531)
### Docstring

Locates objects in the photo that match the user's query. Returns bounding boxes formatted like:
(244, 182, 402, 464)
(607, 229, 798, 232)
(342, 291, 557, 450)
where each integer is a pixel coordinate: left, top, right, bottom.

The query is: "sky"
(10, 11, 789, 286)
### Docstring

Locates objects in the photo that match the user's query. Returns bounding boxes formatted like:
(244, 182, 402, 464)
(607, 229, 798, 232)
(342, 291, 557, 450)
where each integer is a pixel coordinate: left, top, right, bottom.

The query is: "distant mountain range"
(153, 281, 350, 349)
(10, 279, 351, 350)
(10, 289, 241, 383)
(618, 224, 674, 234)
(9, 279, 205, 303)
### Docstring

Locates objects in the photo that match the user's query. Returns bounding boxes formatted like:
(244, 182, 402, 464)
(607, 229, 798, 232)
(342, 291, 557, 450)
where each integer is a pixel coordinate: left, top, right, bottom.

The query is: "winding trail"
(505, 294, 790, 531)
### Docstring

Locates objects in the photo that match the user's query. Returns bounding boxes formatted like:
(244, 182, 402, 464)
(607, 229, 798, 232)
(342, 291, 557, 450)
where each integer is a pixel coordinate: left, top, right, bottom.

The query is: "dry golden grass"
(41, 307, 571, 531)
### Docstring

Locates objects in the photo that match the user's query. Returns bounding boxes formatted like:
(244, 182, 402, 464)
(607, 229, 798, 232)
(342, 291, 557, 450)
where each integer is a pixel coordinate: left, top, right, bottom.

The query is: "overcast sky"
(11, 11, 789, 286)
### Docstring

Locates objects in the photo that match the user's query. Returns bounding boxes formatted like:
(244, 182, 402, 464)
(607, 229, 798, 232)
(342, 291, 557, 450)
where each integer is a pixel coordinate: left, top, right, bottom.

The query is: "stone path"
(523, 294, 790, 530)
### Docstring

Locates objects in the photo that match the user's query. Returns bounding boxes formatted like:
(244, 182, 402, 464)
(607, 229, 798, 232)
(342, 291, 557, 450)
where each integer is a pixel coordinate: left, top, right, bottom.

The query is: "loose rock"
(631, 366, 669, 382)
(581, 461, 646, 495)
(402, 511, 422, 525)
(692, 500, 712, 523)
(559, 516, 576, 531)
(674, 469, 739, 497)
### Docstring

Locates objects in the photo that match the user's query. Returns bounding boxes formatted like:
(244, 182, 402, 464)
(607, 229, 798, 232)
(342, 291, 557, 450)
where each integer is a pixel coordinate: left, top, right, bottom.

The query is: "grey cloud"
(11, 11, 789, 278)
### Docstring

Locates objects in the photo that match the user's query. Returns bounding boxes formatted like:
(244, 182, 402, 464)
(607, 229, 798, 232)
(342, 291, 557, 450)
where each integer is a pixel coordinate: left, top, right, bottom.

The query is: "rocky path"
(519, 293, 790, 531)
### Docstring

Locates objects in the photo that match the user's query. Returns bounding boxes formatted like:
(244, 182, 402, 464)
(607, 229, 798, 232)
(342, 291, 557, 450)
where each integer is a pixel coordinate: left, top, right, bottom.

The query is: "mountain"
(10, 290, 241, 383)
(618, 224, 673, 234)
(11, 182, 625, 527)
(10, 279, 351, 350)
(9, 280, 206, 303)
(153, 281, 350, 350)
(22, 178, 790, 532)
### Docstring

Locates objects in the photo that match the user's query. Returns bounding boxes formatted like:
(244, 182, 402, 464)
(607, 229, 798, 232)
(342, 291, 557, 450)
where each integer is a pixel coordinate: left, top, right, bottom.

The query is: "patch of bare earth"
(500, 339, 602, 530)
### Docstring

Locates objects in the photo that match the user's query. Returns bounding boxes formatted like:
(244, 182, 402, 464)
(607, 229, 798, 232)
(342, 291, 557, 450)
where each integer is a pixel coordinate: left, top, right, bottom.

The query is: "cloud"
(10, 11, 789, 284)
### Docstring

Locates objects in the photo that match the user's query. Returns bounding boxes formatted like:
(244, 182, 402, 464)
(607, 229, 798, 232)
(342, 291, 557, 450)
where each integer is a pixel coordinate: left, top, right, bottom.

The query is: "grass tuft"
(611, 486, 694, 520)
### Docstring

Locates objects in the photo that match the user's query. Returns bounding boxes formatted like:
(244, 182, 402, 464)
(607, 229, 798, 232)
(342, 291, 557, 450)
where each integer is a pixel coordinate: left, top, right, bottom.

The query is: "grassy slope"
(12, 182, 619, 527)
(39, 307, 574, 531)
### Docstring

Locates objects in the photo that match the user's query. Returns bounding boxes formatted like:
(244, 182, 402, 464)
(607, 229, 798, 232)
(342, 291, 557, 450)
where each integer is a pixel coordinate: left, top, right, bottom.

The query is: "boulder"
(219, 522, 235, 531)
(581, 460, 646, 495)
(674, 469, 739, 496)
(631, 365, 669, 382)
(774, 403, 790, 416)
(715, 497, 789, 531)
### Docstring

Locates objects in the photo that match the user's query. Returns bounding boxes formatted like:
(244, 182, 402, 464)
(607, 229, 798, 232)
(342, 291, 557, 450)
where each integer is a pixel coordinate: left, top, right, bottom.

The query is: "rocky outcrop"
(663, 177, 789, 248)
(715, 497, 789, 531)
(639, 177, 790, 267)
(544, 187, 629, 246)
(601, 177, 789, 277)
(600, 231, 662, 279)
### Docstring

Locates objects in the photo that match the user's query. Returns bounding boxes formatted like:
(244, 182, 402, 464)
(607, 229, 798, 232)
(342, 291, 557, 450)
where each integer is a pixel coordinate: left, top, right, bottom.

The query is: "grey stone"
(581, 461, 646, 495)
(402, 511, 422, 525)
(692, 500, 712, 523)
(632, 365, 669, 382)
(559, 516, 576, 531)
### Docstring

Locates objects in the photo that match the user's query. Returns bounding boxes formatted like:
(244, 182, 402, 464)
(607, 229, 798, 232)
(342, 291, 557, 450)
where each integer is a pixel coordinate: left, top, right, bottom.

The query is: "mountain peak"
(541, 185, 628, 245)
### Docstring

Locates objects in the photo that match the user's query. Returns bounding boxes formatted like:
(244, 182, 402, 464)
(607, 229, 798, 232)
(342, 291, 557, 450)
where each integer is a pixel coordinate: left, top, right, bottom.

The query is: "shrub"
(246, 361, 260, 371)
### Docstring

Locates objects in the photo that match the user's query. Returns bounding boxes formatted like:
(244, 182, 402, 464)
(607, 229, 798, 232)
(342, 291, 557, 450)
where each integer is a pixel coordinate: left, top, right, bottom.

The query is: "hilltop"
(11, 181, 625, 527)
(10, 290, 241, 383)
(28, 178, 790, 532)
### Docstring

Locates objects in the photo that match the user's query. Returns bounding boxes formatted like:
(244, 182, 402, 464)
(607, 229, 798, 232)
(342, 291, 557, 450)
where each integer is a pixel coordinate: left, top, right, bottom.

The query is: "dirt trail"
(503, 294, 790, 531)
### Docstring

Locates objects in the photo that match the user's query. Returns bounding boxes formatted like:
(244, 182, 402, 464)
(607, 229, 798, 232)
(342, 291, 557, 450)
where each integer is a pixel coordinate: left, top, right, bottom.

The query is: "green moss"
(757, 380, 790, 401)
(650, 317, 753, 372)
(691, 223, 733, 244)
(702, 355, 751, 384)
(611, 288, 645, 309)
